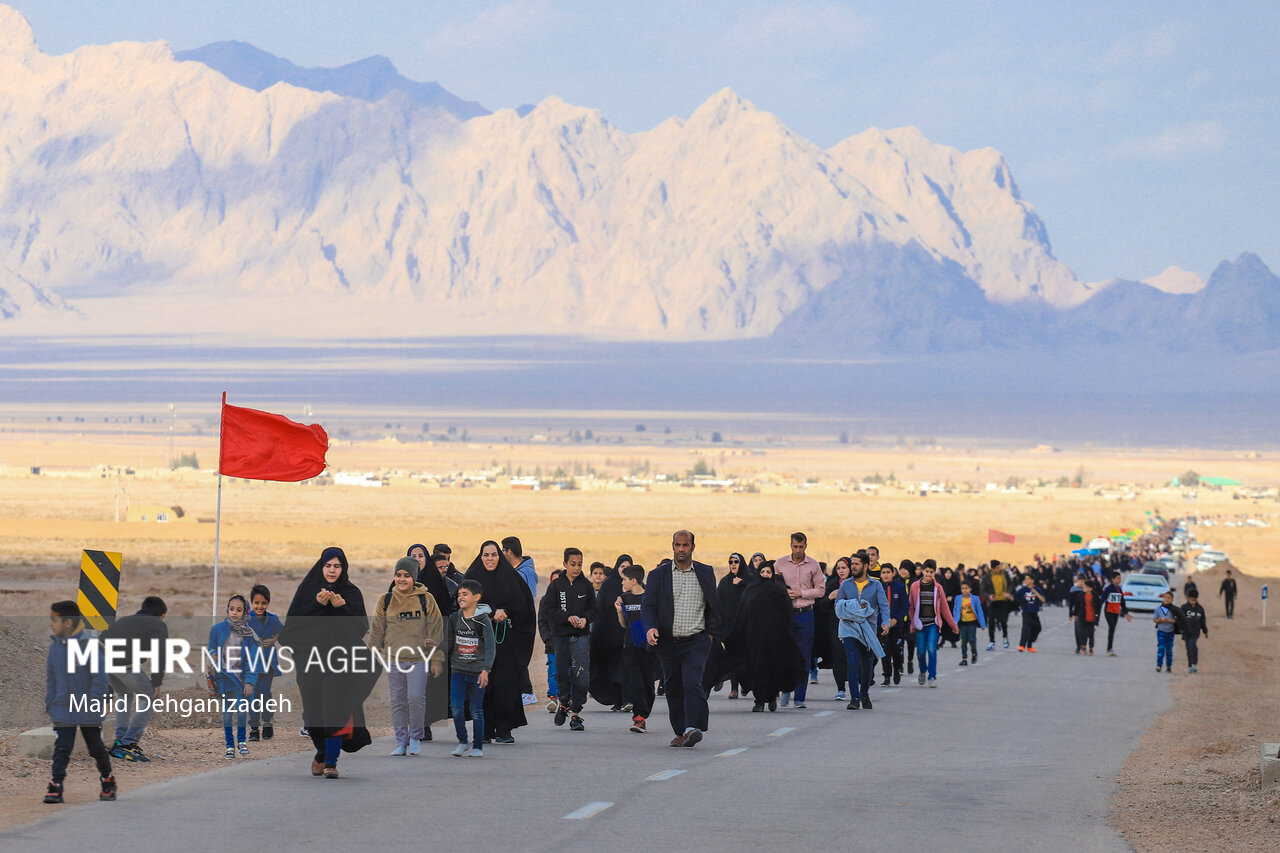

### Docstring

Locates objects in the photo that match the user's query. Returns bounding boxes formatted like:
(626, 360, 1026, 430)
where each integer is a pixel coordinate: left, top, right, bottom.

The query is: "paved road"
(6, 617, 1168, 852)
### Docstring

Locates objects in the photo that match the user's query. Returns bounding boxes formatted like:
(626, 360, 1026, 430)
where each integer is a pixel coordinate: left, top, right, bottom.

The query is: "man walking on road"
(774, 532, 824, 708)
(1219, 570, 1237, 619)
(642, 530, 721, 748)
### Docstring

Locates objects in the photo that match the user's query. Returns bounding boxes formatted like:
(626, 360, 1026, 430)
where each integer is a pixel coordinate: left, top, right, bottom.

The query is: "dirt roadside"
(1111, 566, 1280, 850)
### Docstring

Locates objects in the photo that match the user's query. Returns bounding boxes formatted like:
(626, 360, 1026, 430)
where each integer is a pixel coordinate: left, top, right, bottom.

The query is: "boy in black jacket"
(1180, 590, 1208, 674)
(614, 564, 656, 733)
(544, 548, 597, 731)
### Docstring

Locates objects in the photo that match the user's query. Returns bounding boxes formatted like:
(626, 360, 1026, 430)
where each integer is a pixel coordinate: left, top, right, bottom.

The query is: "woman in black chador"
(464, 540, 535, 743)
(726, 562, 808, 712)
(280, 546, 376, 778)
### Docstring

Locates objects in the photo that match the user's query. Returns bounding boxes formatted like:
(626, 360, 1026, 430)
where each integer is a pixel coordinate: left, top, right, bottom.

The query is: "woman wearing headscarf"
(816, 556, 853, 701)
(590, 553, 631, 710)
(715, 553, 749, 698)
(279, 547, 376, 778)
(725, 563, 808, 712)
(409, 543, 456, 737)
(464, 540, 535, 743)
(748, 552, 767, 579)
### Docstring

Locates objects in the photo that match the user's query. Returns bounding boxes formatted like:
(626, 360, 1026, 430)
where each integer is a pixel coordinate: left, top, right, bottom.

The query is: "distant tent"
(1200, 476, 1243, 487)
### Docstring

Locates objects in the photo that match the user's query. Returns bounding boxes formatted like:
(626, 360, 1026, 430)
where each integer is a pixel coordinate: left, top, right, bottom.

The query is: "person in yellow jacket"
(371, 557, 443, 756)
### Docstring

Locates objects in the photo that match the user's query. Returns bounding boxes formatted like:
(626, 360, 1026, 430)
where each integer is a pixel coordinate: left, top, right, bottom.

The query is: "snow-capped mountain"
(0, 5, 1271, 352)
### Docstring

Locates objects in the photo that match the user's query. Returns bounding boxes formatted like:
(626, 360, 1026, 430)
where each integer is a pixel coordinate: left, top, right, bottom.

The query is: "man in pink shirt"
(774, 532, 824, 708)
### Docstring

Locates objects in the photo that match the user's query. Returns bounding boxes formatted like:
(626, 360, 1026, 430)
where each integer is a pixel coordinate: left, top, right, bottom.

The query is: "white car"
(1195, 550, 1227, 571)
(1121, 572, 1170, 612)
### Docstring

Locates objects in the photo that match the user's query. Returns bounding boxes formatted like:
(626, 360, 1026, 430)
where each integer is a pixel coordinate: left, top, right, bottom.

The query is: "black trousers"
(621, 646, 656, 719)
(656, 632, 711, 735)
(1224, 595, 1235, 618)
(1105, 611, 1120, 650)
(880, 623, 905, 680)
(988, 601, 1011, 641)
(1074, 620, 1096, 650)
(51, 726, 112, 781)
(1184, 636, 1199, 666)
(1019, 612, 1042, 648)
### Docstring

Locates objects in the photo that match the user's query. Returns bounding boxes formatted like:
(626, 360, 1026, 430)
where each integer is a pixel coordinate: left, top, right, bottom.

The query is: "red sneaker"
(629, 716, 646, 733)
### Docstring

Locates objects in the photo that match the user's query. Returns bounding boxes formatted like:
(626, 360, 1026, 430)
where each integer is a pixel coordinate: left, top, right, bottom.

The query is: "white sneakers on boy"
(450, 743, 470, 757)
(390, 745, 407, 756)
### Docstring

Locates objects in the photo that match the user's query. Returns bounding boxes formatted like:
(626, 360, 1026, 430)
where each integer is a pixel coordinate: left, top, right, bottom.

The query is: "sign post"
(79, 550, 122, 630)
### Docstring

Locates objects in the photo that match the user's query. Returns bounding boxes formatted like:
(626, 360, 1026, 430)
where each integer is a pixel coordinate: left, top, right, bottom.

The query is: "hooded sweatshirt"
(446, 604, 496, 674)
(369, 578, 444, 664)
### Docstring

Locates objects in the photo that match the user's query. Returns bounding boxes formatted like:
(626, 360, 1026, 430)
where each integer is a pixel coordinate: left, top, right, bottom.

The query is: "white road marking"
(563, 802, 614, 820)
(768, 727, 795, 737)
(716, 747, 749, 757)
(814, 711, 835, 717)
(645, 769, 686, 781)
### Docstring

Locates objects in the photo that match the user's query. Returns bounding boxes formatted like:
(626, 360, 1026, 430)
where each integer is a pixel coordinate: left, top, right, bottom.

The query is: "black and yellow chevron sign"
(78, 550, 122, 630)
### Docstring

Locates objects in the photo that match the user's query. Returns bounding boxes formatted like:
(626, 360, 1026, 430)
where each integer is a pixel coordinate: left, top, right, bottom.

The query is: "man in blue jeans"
(774, 532, 825, 708)
(835, 552, 891, 709)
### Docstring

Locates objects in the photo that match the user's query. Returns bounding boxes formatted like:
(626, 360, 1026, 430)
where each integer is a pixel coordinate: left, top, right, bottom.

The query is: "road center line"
(814, 711, 835, 717)
(717, 747, 750, 757)
(768, 726, 796, 737)
(645, 769, 687, 781)
(563, 802, 614, 820)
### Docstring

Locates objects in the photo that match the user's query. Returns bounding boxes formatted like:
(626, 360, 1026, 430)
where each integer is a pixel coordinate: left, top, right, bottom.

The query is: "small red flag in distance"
(988, 529, 1016, 544)
(218, 396, 328, 482)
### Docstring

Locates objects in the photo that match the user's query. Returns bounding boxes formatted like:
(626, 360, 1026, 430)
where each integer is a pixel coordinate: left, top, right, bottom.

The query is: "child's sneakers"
(99, 775, 117, 802)
(554, 704, 569, 727)
(958, 660, 968, 667)
(248, 729, 260, 742)
(408, 738, 422, 756)
(450, 743, 470, 757)
(629, 716, 646, 733)
(467, 747, 483, 758)
(225, 746, 235, 759)
(262, 725, 274, 740)
(237, 742, 250, 756)
(42, 781, 63, 804)
(569, 715, 585, 732)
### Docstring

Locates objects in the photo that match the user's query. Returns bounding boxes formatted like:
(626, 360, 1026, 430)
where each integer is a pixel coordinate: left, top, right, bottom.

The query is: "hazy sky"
(16, 1, 1278, 283)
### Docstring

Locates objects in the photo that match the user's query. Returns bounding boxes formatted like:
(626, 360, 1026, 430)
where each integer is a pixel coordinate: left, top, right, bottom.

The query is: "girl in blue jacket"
(207, 595, 262, 758)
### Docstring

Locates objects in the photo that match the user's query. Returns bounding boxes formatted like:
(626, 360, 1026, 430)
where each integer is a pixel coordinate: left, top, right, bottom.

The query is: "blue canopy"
(1071, 548, 1101, 556)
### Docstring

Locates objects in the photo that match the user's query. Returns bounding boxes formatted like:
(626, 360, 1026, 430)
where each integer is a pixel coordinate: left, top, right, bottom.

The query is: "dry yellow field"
(2, 429, 1277, 585)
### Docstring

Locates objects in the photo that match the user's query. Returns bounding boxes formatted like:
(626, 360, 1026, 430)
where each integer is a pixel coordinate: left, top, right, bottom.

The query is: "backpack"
(384, 591, 429, 614)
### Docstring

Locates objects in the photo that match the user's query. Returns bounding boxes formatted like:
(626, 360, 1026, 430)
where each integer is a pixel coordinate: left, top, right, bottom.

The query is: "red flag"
(988, 529, 1016, 544)
(219, 394, 328, 482)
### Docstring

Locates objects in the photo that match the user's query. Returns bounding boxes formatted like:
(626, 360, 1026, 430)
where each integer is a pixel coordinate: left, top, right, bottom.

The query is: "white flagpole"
(213, 391, 225, 626)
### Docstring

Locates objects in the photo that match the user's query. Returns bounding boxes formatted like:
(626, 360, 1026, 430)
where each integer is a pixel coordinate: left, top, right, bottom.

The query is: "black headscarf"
(589, 553, 631, 707)
(279, 546, 374, 751)
(464, 541, 535, 734)
(408, 543, 455, 616)
(717, 552, 750, 628)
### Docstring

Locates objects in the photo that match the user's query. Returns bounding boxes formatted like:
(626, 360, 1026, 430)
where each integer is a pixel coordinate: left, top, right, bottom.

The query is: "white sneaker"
(985, 643, 996, 651)
(450, 743, 470, 757)
(390, 744, 407, 756)
(834, 691, 847, 701)
(779, 693, 791, 707)
(794, 701, 807, 709)
(927, 678, 937, 688)
(408, 738, 421, 756)
(468, 747, 484, 758)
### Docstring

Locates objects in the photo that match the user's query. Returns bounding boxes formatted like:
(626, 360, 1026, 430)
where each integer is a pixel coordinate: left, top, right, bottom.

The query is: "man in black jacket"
(100, 596, 168, 762)
(641, 530, 721, 748)
(1219, 570, 1237, 619)
(543, 548, 597, 730)
(1180, 590, 1208, 674)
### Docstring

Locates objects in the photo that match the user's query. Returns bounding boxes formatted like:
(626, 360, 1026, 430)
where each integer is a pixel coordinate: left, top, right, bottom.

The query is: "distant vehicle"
(1195, 551, 1228, 571)
(1122, 573, 1170, 611)
(1139, 562, 1170, 580)
(1154, 556, 1179, 572)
